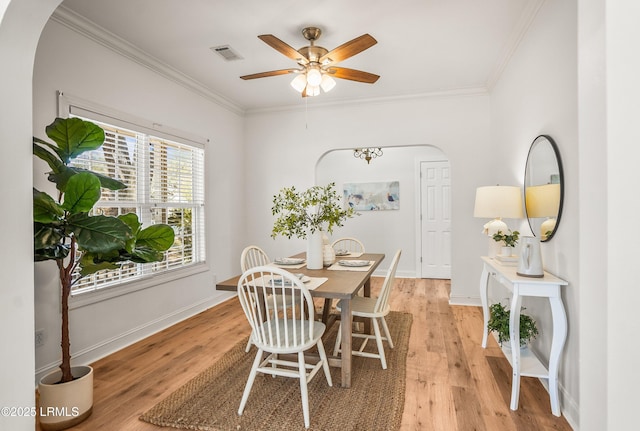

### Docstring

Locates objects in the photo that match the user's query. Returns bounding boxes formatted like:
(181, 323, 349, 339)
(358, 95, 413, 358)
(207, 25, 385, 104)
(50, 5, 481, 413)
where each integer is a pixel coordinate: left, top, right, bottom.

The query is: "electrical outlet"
(35, 329, 45, 348)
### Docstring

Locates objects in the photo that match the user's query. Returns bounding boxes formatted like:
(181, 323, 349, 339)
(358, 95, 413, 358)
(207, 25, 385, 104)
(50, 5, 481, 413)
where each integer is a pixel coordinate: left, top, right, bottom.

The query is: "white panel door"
(420, 161, 451, 278)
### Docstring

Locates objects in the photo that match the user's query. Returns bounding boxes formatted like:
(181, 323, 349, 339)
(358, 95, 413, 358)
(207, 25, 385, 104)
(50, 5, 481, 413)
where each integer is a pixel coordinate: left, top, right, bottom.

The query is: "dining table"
(215, 252, 385, 388)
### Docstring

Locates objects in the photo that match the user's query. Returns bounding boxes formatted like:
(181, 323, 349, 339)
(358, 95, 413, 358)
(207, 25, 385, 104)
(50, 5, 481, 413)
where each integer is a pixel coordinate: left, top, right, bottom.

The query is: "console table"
(479, 256, 568, 416)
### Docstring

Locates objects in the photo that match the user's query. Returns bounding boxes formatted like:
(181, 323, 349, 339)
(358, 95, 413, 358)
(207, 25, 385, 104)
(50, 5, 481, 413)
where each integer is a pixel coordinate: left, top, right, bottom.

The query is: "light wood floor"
(39, 278, 573, 430)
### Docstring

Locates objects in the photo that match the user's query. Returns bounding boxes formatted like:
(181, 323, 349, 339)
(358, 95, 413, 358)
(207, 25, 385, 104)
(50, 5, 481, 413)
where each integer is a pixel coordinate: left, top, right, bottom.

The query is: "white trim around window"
(56, 91, 209, 308)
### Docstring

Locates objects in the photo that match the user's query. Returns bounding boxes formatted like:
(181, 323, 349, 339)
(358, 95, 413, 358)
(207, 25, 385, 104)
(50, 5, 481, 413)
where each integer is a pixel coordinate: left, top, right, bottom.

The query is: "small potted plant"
(271, 182, 356, 269)
(492, 229, 520, 257)
(487, 302, 539, 348)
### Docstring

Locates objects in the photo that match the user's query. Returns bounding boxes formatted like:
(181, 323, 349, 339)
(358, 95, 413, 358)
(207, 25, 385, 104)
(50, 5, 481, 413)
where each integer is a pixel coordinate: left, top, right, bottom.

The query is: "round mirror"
(524, 135, 564, 242)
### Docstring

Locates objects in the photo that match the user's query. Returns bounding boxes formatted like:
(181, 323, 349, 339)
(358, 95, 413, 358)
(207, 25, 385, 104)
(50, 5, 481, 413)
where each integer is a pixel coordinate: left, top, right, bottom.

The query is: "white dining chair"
(331, 237, 366, 254)
(333, 249, 401, 369)
(240, 245, 299, 352)
(237, 266, 332, 429)
(240, 245, 271, 272)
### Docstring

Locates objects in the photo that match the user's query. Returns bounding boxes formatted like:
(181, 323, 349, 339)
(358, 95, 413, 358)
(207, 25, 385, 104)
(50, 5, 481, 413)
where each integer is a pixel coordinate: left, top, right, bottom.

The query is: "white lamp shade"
(525, 183, 560, 218)
(290, 74, 307, 92)
(473, 186, 524, 219)
(320, 74, 336, 92)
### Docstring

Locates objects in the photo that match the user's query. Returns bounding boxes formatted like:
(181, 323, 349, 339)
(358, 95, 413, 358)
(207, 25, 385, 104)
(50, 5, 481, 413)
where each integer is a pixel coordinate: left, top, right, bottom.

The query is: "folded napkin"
(304, 277, 328, 290)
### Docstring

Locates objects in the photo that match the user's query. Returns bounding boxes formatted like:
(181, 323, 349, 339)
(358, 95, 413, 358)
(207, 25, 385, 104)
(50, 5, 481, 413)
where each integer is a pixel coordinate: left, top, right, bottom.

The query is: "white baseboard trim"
(538, 378, 578, 430)
(449, 294, 482, 306)
(35, 293, 234, 383)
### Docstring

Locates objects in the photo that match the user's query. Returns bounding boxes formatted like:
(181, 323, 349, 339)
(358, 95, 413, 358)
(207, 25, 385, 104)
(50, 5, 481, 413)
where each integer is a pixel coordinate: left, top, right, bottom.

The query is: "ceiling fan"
(240, 27, 379, 97)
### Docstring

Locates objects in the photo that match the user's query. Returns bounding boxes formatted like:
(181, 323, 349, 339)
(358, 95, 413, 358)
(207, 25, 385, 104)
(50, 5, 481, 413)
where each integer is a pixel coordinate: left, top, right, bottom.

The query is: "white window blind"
(68, 117, 206, 295)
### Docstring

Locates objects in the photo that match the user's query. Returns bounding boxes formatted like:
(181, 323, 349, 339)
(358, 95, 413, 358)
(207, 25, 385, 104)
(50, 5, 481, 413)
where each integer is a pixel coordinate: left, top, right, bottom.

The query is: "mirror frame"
(524, 135, 564, 242)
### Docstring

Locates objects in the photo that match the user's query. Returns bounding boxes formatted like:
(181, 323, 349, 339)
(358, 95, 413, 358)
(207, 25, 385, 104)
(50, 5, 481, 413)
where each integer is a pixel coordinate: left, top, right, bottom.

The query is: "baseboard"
(34, 293, 234, 383)
(449, 294, 481, 306)
(538, 378, 579, 430)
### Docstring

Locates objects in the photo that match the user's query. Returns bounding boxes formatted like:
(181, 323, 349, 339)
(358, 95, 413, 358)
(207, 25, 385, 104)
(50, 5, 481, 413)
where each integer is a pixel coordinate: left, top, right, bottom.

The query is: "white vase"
(322, 232, 336, 266)
(306, 230, 323, 269)
(500, 246, 513, 257)
(38, 365, 93, 430)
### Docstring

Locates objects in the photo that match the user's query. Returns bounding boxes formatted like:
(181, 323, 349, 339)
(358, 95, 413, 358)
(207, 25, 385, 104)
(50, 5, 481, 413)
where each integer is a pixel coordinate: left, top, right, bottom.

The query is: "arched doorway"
(316, 145, 451, 278)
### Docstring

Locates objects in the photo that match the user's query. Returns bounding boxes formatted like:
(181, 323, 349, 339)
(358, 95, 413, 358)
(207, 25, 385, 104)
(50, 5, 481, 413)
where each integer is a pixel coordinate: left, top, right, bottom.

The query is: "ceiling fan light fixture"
(290, 74, 307, 93)
(320, 74, 336, 93)
(241, 28, 379, 97)
(306, 67, 322, 86)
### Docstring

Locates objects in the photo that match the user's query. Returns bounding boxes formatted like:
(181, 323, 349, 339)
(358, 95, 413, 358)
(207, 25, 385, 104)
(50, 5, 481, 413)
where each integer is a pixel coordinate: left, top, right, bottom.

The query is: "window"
(64, 111, 206, 295)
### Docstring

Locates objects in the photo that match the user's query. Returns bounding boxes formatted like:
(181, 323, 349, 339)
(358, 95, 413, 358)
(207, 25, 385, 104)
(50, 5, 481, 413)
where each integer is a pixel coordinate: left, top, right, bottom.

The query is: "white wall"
(490, 0, 579, 426)
(577, 0, 606, 429)
(599, 1, 640, 430)
(244, 94, 493, 304)
(0, 2, 62, 429)
(316, 146, 447, 277)
(31, 18, 242, 380)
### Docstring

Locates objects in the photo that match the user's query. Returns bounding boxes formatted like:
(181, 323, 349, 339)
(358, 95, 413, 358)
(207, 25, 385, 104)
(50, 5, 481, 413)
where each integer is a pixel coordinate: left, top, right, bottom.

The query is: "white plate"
(338, 260, 371, 267)
(334, 249, 350, 256)
(274, 257, 305, 265)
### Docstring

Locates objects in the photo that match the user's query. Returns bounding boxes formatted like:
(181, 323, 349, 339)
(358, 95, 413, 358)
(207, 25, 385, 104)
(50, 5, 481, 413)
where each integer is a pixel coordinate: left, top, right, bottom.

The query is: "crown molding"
(244, 86, 490, 116)
(51, 5, 245, 116)
(485, 0, 546, 90)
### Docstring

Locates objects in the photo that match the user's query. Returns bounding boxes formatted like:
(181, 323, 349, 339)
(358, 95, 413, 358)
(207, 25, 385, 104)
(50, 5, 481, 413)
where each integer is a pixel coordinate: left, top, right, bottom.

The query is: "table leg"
(363, 278, 372, 334)
(340, 298, 353, 388)
(480, 265, 490, 348)
(548, 296, 567, 416)
(509, 292, 523, 411)
(321, 299, 332, 324)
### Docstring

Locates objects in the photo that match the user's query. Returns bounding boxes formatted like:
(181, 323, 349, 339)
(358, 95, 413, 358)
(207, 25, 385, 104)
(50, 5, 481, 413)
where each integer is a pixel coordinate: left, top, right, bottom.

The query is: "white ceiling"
(59, 0, 541, 113)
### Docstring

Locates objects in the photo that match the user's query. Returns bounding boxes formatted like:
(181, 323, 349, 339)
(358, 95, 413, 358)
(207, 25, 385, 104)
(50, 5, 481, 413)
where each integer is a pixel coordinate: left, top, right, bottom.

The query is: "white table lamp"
(474, 186, 524, 256)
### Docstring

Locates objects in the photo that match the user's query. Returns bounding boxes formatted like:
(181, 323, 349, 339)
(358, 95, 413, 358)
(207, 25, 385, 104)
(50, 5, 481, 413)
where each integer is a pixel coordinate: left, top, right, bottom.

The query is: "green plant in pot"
(33, 117, 175, 430)
(487, 302, 539, 348)
(271, 182, 356, 269)
(492, 229, 520, 257)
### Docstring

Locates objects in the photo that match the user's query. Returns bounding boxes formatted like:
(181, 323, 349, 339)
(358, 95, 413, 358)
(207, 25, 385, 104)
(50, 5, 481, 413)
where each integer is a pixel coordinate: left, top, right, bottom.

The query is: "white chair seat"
(333, 250, 401, 369)
(337, 296, 390, 317)
(252, 319, 326, 353)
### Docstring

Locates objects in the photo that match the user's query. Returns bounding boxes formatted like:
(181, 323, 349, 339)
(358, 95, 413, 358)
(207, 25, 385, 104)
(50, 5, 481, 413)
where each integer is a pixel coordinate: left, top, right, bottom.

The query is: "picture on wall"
(343, 181, 400, 211)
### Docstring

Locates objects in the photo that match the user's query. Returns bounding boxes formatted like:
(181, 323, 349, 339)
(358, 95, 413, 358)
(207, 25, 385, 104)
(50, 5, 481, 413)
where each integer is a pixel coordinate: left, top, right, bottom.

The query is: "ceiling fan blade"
(240, 69, 299, 80)
(258, 34, 309, 65)
(319, 34, 377, 65)
(326, 67, 380, 83)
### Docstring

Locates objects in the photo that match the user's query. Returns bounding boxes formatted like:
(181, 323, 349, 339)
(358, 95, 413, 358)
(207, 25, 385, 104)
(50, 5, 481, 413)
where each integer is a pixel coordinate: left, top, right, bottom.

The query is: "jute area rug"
(140, 311, 412, 431)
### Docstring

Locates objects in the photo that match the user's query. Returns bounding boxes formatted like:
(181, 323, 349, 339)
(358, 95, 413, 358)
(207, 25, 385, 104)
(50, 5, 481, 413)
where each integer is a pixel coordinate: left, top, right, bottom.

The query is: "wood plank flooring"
(38, 278, 573, 430)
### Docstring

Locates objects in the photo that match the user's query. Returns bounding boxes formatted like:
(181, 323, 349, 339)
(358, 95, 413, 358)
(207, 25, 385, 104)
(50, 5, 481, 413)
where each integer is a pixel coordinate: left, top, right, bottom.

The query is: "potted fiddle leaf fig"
(271, 182, 356, 269)
(33, 117, 175, 430)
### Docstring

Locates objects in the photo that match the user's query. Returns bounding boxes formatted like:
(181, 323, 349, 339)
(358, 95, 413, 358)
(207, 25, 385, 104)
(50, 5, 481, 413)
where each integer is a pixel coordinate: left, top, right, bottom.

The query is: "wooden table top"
(216, 252, 386, 300)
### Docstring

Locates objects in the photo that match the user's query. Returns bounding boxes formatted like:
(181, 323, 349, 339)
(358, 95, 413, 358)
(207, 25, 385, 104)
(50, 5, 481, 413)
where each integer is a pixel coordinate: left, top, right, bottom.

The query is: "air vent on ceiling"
(211, 45, 243, 61)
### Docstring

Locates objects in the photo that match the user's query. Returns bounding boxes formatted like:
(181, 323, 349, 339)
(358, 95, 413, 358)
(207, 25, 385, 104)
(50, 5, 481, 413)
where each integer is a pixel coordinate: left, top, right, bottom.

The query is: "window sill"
(69, 262, 210, 309)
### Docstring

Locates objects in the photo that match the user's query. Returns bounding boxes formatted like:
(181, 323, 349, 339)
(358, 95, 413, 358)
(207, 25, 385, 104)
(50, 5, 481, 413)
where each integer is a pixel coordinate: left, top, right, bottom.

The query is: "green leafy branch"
(271, 182, 357, 239)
